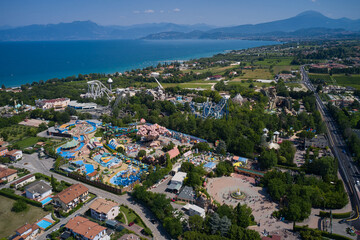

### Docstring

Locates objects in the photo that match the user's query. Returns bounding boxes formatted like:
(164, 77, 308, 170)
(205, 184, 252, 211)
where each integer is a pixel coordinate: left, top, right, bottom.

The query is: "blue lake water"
(0, 39, 280, 87)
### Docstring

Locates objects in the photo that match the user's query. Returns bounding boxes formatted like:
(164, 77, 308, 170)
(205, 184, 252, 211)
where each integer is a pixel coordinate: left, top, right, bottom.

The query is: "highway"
(301, 66, 360, 228)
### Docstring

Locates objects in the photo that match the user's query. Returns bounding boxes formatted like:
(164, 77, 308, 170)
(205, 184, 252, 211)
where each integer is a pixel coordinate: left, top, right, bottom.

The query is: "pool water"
(37, 219, 52, 229)
(40, 197, 52, 205)
(85, 164, 95, 175)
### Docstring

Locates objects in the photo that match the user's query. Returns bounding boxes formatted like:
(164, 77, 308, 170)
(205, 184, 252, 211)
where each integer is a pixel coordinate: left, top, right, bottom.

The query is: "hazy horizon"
(1, 0, 359, 27)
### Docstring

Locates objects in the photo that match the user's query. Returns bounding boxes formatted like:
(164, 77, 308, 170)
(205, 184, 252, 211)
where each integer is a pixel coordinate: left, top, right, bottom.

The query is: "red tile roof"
(65, 216, 106, 240)
(0, 167, 17, 179)
(54, 183, 88, 204)
(167, 147, 180, 159)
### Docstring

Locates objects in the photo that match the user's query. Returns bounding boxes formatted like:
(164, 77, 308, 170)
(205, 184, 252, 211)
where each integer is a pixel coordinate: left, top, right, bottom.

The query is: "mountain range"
(144, 11, 360, 40)
(0, 22, 215, 41)
(0, 11, 359, 41)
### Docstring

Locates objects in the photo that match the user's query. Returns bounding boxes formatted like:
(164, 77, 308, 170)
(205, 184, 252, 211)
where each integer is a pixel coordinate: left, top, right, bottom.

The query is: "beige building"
(35, 98, 70, 110)
(13, 174, 36, 189)
(0, 167, 17, 183)
(52, 183, 89, 212)
(89, 198, 119, 221)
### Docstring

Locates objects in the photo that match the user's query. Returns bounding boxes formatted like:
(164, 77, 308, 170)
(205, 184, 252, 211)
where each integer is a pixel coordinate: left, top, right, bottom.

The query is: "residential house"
(0, 147, 8, 157)
(13, 223, 40, 240)
(0, 141, 9, 147)
(0, 167, 17, 183)
(14, 174, 36, 189)
(53, 183, 89, 212)
(89, 198, 119, 221)
(25, 180, 52, 200)
(65, 216, 110, 240)
(6, 149, 23, 161)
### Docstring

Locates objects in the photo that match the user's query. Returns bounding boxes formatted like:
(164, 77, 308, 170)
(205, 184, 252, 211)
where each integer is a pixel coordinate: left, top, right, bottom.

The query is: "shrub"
(12, 199, 28, 212)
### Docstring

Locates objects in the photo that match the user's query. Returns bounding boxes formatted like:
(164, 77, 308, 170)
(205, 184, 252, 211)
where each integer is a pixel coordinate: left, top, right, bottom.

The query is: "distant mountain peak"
(296, 10, 326, 17)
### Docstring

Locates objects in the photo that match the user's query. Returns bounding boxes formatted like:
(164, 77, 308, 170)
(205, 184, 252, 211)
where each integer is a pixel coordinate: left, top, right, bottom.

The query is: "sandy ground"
(206, 174, 292, 235)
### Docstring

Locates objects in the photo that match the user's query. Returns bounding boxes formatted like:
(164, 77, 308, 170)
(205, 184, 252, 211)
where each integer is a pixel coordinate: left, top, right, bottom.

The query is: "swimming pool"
(40, 197, 52, 205)
(85, 164, 95, 175)
(37, 219, 52, 229)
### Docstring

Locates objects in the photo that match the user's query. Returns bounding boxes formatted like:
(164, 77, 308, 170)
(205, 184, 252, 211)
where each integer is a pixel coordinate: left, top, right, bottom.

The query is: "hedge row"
(319, 211, 352, 219)
(122, 204, 153, 237)
(0, 188, 42, 207)
(294, 225, 352, 240)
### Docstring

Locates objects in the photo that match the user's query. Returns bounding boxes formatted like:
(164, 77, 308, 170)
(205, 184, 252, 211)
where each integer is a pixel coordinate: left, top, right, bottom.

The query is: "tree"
(163, 217, 183, 238)
(278, 140, 296, 165)
(209, 212, 221, 234)
(216, 140, 227, 155)
(137, 150, 147, 159)
(215, 161, 234, 177)
(258, 149, 278, 170)
(1, 84, 5, 89)
(12, 199, 28, 212)
(234, 203, 253, 228)
(50, 174, 56, 191)
(188, 215, 204, 232)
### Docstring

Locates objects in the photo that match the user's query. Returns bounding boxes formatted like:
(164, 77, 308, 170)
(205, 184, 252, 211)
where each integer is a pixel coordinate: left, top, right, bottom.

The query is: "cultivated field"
(0, 196, 46, 238)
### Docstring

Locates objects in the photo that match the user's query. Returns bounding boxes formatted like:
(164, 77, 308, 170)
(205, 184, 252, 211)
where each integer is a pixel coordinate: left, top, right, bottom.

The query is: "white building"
(25, 180, 52, 200)
(35, 98, 70, 110)
(184, 204, 206, 218)
(167, 171, 187, 192)
(150, 72, 160, 77)
(13, 174, 36, 189)
(6, 149, 22, 161)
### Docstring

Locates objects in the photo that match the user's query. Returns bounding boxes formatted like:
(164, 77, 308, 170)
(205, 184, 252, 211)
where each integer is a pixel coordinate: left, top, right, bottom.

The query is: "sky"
(0, 0, 359, 27)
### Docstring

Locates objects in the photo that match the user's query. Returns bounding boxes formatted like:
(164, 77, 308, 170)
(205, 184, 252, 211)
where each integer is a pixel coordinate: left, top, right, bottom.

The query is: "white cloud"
(173, 8, 181, 12)
(144, 9, 155, 13)
(160, 10, 164, 13)
(133, 10, 140, 14)
(311, 0, 316, 2)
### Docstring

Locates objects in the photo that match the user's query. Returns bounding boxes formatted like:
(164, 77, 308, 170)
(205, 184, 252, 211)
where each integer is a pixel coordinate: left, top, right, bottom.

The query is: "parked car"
(128, 222, 135, 227)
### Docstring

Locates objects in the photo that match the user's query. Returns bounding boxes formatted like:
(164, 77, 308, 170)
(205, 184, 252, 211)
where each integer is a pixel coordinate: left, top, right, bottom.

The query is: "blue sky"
(0, 0, 359, 27)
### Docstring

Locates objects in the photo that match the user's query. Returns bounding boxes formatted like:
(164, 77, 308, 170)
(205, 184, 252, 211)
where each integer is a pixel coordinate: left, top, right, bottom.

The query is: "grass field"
(309, 73, 360, 89)
(181, 65, 235, 75)
(0, 195, 46, 238)
(240, 69, 274, 80)
(273, 65, 298, 74)
(15, 137, 42, 149)
(254, 58, 293, 66)
(162, 83, 213, 89)
(120, 205, 145, 228)
(227, 80, 272, 88)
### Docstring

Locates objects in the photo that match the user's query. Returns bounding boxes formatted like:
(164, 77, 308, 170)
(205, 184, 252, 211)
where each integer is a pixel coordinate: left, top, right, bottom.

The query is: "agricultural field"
(272, 65, 299, 74)
(0, 125, 34, 142)
(254, 58, 293, 66)
(181, 65, 235, 75)
(0, 196, 46, 238)
(309, 73, 360, 89)
(227, 80, 272, 88)
(240, 68, 274, 80)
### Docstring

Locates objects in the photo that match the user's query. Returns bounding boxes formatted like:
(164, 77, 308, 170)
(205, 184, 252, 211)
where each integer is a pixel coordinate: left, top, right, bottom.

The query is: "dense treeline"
(132, 184, 260, 240)
(105, 91, 326, 159)
(327, 103, 360, 162)
(262, 170, 348, 222)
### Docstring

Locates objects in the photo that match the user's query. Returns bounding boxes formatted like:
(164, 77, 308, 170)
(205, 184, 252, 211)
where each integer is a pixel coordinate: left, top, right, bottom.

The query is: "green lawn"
(119, 205, 145, 228)
(228, 80, 272, 88)
(240, 68, 274, 80)
(0, 195, 46, 238)
(254, 58, 293, 66)
(15, 137, 42, 149)
(273, 65, 298, 74)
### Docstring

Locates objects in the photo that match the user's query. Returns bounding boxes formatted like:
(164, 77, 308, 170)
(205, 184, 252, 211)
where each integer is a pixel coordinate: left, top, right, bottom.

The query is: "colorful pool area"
(110, 167, 141, 187)
(40, 197, 52, 205)
(93, 153, 121, 168)
(36, 219, 53, 229)
(72, 160, 95, 175)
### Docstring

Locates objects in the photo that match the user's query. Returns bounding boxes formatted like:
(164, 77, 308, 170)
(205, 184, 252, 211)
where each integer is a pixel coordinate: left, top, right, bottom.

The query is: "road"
(12, 154, 169, 240)
(301, 66, 360, 229)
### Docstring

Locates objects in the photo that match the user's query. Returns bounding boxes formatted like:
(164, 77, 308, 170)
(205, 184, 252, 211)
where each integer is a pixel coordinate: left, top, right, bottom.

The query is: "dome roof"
(107, 78, 113, 83)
